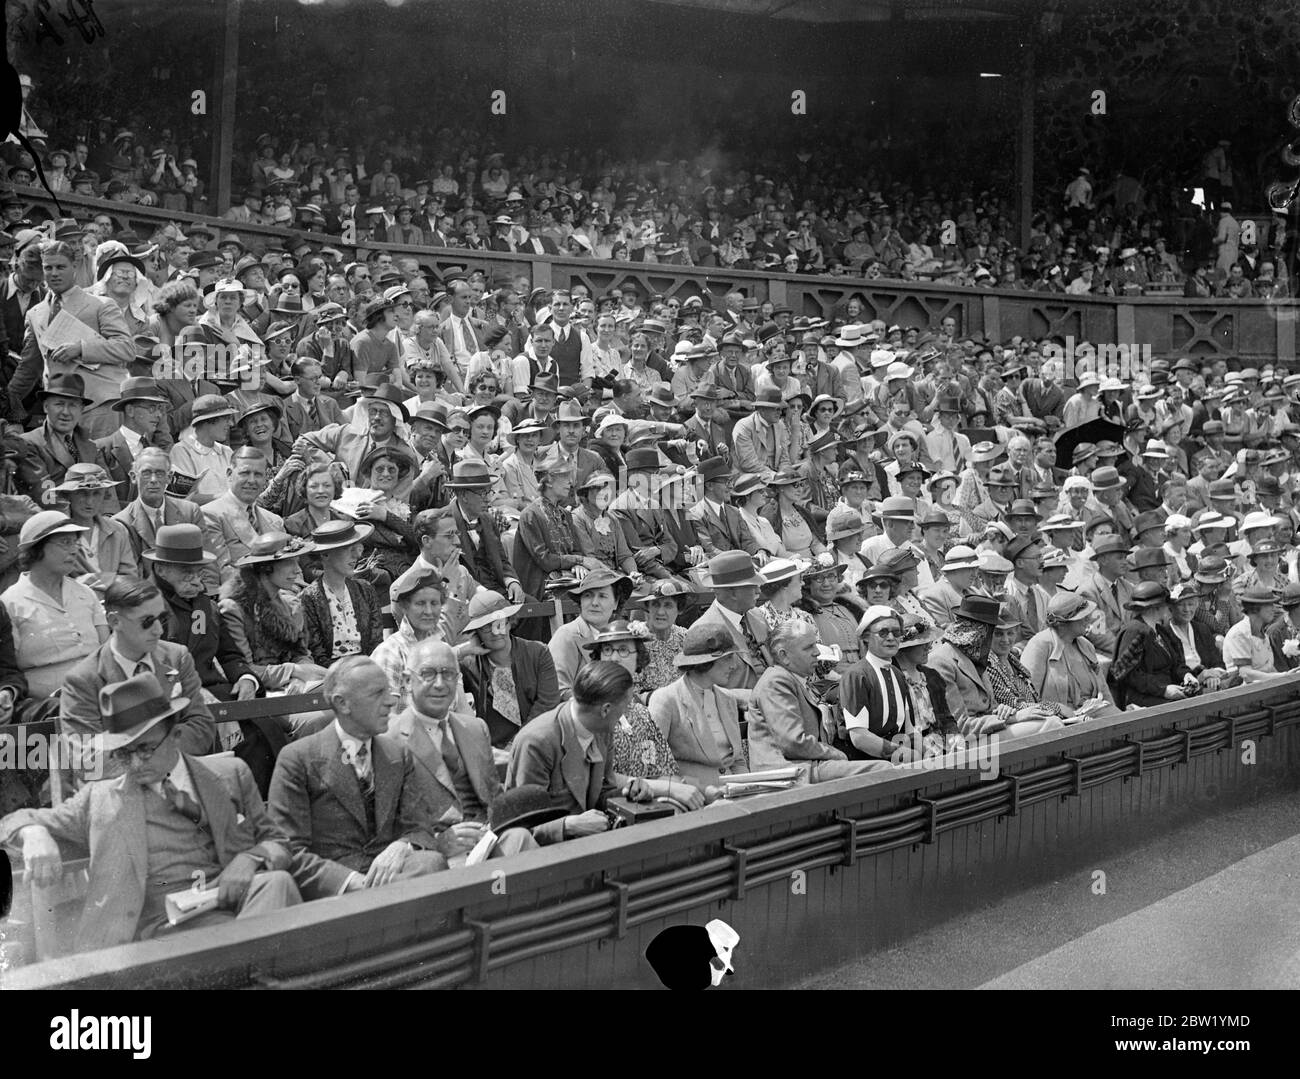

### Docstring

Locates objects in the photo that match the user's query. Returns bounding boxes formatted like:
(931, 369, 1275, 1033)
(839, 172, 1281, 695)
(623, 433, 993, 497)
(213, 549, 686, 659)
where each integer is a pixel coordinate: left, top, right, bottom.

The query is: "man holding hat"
(0, 672, 300, 953)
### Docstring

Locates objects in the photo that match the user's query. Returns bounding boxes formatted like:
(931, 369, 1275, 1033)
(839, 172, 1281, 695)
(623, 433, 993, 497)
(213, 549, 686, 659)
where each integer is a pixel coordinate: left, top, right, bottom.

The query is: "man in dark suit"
(0, 230, 45, 421)
(444, 460, 529, 601)
(686, 457, 755, 557)
(282, 357, 345, 439)
(15, 373, 100, 504)
(505, 660, 653, 844)
(145, 524, 258, 703)
(1, 673, 299, 953)
(268, 655, 451, 897)
(94, 376, 173, 508)
(60, 579, 217, 782)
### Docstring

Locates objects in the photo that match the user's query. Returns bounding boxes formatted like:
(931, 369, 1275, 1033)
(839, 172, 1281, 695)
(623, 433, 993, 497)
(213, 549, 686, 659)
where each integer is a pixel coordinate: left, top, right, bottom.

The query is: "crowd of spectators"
(4, 69, 1292, 301)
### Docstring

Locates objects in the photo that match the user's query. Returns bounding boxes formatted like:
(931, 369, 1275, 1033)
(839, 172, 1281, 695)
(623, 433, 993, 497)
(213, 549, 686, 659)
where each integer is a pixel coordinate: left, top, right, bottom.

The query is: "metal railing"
(7, 674, 1299, 990)
(13, 186, 1300, 364)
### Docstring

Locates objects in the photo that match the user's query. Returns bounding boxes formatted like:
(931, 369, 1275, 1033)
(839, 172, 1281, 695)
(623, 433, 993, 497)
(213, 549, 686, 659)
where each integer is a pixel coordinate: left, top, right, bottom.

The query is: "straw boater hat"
(310, 519, 374, 550)
(18, 510, 87, 550)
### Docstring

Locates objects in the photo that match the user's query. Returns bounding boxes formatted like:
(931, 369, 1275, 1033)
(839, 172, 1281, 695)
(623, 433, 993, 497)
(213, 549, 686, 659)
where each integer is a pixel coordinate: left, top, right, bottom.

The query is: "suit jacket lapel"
(188, 756, 237, 865)
(394, 710, 458, 805)
(319, 726, 369, 829)
(558, 707, 593, 810)
(449, 711, 494, 807)
(372, 737, 402, 837)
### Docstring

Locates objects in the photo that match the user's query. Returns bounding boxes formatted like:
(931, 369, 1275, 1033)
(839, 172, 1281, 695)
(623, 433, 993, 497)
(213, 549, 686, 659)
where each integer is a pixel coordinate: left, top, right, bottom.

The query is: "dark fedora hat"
(97, 673, 189, 753)
(360, 382, 411, 422)
(112, 376, 167, 410)
(1132, 546, 1171, 570)
(489, 784, 570, 834)
(144, 523, 217, 566)
(953, 594, 1001, 625)
(702, 550, 763, 589)
(236, 398, 283, 426)
(625, 446, 662, 472)
(36, 372, 92, 405)
(1125, 581, 1171, 610)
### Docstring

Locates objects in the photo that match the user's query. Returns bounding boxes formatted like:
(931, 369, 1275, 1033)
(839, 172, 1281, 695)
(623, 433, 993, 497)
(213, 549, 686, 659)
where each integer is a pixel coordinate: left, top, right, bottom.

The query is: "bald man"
(268, 656, 452, 897)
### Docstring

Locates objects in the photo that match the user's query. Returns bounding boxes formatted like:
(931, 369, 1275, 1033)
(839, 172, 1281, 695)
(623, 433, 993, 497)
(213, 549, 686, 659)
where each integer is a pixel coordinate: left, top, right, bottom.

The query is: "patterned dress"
(611, 698, 679, 779)
(639, 626, 687, 694)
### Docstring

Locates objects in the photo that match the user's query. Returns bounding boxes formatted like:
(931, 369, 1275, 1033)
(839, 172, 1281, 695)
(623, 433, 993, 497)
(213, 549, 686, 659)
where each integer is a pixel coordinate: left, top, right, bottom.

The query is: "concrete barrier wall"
(7, 676, 1299, 990)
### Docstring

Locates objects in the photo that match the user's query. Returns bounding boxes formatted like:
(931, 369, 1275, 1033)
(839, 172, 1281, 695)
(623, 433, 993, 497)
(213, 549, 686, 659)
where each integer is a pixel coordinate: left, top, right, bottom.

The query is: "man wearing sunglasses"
(59, 578, 216, 786)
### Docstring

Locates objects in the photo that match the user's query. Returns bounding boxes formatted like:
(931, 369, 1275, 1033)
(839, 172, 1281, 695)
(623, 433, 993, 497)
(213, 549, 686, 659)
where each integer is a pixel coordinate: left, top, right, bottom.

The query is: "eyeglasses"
(414, 667, 459, 684)
(602, 642, 637, 657)
(112, 734, 168, 763)
(871, 627, 902, 639)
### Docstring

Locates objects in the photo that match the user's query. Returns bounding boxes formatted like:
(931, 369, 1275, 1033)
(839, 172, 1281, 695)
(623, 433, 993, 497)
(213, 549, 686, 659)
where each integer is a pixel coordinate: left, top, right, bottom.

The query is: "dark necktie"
(440, 722, 463, 776)
(63, 432, 77, 458)
(738, 612, 768, 675)
(246, 503, 259, 531)
(49, 292, 62, 318)
(163, 781, 202, 825)
(134, 660, 150, 678)
(308, 399, 318, 424)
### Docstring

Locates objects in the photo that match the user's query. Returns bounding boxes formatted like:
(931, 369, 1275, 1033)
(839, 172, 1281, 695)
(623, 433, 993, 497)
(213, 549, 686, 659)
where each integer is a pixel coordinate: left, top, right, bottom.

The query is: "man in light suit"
(648, 624, 749, 789)
(113, 446, 228, 595)
(14, 372, 100, 504)
(268, 656, 450, 898)
(505, 660, 653, 844)
(201, 446, 285, 575)
(1077, 534, 1132, 655)
(10, 238, 135, 439)
(60, 579, 216, 784)
(915, 545, 982, 628)
(731, 387, 791, 482)
(693, 550, 769, 690)
(438, 278, 489, 384)
(748, 620, 889, 783)
(388, 641, 501, 822)
(94, 376, 173, 509)
(282, 357, 344, 439)
(300, 383, 419, 499)
(1, 673, 299, 954)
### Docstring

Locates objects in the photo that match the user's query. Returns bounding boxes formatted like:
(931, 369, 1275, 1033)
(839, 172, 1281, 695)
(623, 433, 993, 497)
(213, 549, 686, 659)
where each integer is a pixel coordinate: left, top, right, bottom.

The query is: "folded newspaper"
(331, 488, 385, 517)
(720, 767, 801, 798)
(165, 885, 221, 926)
(464, 829, 500, 867)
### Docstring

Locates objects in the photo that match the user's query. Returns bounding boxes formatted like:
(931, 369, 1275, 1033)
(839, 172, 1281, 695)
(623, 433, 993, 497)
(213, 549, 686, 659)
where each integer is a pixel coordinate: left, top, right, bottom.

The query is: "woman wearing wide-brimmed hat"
(626, 578, 692, 692)
(1110, 581, 1203, 709)
(220, 532, 326, 693)
(231, 396, 291, 473)
(50, 463, 136, 595)
(571, 470, 638, 580)
(548, 568, 635, 696)
(771, 465, 827, 561)
(300, 520, 384, 669)
(647, 622, 748, 789)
